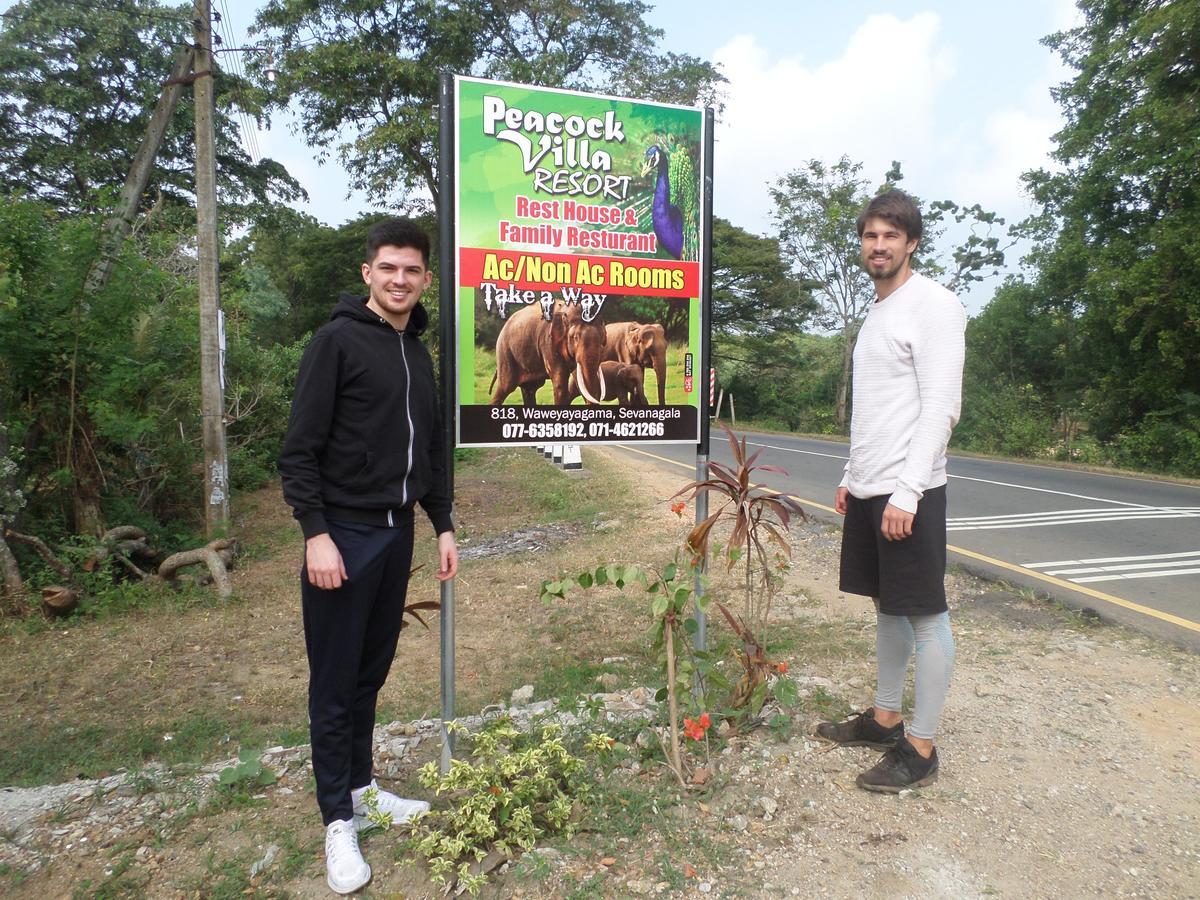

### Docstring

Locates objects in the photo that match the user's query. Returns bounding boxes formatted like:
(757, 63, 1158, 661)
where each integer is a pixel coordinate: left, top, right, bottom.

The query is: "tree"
(706, 217, 817, 423)
(0, 0, 303, 220)
(710, 217, 814, 338)
(251, 0, 725, 208)
(770, 157, 1009, 431)
(1018, 0, 1200, 474)
(230, 209, 439, 344)
(955, 279, 1065, 457)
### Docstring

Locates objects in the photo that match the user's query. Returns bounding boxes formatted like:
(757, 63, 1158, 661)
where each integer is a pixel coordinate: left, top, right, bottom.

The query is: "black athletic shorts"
(839, 485, 948, 616)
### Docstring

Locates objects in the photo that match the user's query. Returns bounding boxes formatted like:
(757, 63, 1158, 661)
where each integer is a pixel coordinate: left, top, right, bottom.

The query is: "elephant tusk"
(577, 362, 604, 404)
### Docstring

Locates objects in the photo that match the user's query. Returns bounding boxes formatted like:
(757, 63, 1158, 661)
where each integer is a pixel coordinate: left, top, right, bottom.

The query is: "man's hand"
(305, 532, 347, 590)
(835, 486, 849, 516)
(880, 503, 914, 542)
(436, 531, 458, 581)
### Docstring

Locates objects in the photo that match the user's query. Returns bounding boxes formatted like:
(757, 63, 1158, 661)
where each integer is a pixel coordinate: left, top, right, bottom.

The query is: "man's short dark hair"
(856, 189, 923, 245)
(365, 218, 431, 266)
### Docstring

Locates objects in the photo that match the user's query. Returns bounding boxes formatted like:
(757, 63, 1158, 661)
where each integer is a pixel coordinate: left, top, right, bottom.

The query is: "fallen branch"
(4, 529, 73, 580)
(156, 538, 235, 599)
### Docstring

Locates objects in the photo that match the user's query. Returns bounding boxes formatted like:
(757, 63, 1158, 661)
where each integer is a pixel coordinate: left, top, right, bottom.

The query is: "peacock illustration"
(642, 143, 699, 261)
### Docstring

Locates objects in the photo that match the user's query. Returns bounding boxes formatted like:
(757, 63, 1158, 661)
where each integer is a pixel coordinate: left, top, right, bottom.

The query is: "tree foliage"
(0, 0, 303, 220)
(769, 157, 1008, 431)
(1014, 0, 1200, 474)
(251, 0, 725, 208)
(711, 217, 814, 338)
(0, 195, 302, 554)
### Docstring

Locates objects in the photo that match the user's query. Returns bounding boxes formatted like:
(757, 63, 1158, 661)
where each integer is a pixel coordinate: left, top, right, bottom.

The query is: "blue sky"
(2, 0, 1082, 312)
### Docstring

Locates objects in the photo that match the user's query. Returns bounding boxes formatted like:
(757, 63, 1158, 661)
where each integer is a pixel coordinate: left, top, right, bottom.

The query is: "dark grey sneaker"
(815, 708, 904, 750)
(855, 737, 939, 793)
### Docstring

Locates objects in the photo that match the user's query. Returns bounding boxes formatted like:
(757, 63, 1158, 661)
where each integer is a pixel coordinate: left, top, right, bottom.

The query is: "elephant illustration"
(568, 361, 648, 406)
(604, 321, 668, 405)
(490, 300, 608, 405)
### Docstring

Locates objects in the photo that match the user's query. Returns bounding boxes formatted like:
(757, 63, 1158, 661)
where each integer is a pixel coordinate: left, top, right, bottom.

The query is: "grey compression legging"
(872, 603, 955, 741)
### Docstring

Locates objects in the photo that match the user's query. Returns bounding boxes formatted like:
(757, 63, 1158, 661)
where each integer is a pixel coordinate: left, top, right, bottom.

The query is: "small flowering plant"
(540, 547, 714, 786)
(683, 712, 711, 742)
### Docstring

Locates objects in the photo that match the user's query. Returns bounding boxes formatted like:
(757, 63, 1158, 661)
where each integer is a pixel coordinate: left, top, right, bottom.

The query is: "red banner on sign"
(460, 247, 698, 298)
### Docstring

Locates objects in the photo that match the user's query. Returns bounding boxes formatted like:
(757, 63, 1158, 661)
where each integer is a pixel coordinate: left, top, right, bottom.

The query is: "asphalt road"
(605, 433, 1200, 650)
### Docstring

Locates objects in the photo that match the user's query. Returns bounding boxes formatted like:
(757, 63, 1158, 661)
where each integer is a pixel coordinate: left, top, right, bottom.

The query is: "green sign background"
(454, 76, 706, 446)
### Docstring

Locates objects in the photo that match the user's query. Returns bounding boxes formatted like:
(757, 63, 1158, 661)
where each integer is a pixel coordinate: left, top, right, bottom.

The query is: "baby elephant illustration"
(569, 361, 647, 406)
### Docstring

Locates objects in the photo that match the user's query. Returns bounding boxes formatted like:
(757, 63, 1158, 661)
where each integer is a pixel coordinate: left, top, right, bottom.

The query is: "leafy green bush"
(954, 380, 1056, 457)
(1112, 415, 1200, 477)
(405, 717, 610, 895)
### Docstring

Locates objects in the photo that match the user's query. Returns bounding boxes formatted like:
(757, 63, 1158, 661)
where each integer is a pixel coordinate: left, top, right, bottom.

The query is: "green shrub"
(405, 717, 610, 895)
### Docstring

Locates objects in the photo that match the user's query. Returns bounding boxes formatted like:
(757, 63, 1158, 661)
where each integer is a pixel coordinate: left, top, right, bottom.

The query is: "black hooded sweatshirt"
(278, 293, 453, 540)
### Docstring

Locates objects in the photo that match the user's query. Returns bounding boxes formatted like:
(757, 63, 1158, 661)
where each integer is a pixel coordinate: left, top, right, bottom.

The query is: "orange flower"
(488, 786, 503, 795)
(670, 500, 686, 517)
(683, 713, 712, 741)
(776, 661, 789, 674)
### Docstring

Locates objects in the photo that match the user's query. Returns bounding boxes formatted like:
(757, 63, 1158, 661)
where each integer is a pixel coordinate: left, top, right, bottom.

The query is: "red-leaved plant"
(673, 424, 806, 713)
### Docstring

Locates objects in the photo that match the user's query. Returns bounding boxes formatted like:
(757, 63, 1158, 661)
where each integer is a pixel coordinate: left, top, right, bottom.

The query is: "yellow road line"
(610, 444, 1200, 634)
(945, 544, 1200, 633)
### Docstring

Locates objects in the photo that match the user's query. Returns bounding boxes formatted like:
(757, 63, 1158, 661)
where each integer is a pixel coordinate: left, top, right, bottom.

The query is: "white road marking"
(1019, 549, 1200, 586)
(1024, 549, 1200, 568)
(748, 443, 850, 463)
(1074, 567, 1200, 584)
(1046, 559, 1200, 576)
(748, 441, 1156, 508)
(948, 508, 1200, 531)
(941, 473, 1152, 508)
(951, 507, 1200, 523)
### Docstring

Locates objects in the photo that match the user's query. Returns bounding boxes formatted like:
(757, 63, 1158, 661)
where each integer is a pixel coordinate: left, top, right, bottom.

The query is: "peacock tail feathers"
(667, 145, 700, 262)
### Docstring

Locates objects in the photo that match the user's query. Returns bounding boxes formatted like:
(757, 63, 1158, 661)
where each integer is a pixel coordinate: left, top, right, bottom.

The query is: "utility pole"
(193, 0, 230, 536)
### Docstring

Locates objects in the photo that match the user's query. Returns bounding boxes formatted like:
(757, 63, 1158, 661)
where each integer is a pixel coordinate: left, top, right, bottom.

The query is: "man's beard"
(867, 256, 906, 282)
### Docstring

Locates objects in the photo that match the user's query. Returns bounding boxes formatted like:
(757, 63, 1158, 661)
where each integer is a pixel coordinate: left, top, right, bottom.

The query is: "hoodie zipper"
(397, 330, 414, 511)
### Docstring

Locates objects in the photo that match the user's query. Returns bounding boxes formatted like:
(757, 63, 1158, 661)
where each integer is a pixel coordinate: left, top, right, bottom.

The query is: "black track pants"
(301, 516, 413, 825)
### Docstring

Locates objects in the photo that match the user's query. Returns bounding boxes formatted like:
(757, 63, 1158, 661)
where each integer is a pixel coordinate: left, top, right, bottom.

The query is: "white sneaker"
(351, 779, 430, 831)
(324, 819, 371, 894)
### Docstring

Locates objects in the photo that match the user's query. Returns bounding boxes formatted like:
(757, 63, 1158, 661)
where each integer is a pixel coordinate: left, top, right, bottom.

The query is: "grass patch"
(453, 446, 636, 538)
(0, 709, 307, 788)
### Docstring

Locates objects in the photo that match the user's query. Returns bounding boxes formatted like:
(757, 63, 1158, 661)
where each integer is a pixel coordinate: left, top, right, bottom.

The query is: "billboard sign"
(454, 76, 707, 446)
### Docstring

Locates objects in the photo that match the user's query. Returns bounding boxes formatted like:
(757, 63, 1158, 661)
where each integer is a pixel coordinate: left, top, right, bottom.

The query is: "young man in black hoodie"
(278, 218, 458, 894)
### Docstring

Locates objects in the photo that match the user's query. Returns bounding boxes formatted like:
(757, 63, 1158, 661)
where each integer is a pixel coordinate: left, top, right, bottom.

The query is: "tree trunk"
(0, 530, 23, 612)
(836, 326, 855, 433)
(70, 416, 106, 538)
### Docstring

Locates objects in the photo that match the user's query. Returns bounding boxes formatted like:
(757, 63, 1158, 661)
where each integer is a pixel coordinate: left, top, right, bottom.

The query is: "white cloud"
(948, 86, 1061, 225)
(711, 12, 954, 233)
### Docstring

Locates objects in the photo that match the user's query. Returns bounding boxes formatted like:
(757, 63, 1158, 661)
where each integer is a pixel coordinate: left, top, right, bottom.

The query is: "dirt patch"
(1, 446, 1198, 898)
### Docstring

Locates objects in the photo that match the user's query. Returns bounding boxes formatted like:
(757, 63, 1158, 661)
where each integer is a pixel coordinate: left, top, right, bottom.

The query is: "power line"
(219, 0, 262, 163)
(215, 0, 262, 166)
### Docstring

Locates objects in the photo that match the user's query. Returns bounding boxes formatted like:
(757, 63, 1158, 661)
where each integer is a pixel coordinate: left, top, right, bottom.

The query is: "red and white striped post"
(709, 367, 716, 408)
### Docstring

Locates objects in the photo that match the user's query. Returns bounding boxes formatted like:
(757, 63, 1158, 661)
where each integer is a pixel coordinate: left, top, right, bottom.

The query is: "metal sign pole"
(694, 107, 715, 654)
(438, 72, 457, 773)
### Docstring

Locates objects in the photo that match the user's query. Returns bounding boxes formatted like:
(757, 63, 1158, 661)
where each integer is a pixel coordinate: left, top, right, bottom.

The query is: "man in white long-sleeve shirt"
(815, 190, 965, 793)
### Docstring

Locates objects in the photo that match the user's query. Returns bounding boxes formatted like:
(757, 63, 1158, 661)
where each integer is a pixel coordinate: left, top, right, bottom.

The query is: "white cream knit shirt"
(839, 271, 966, 513)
